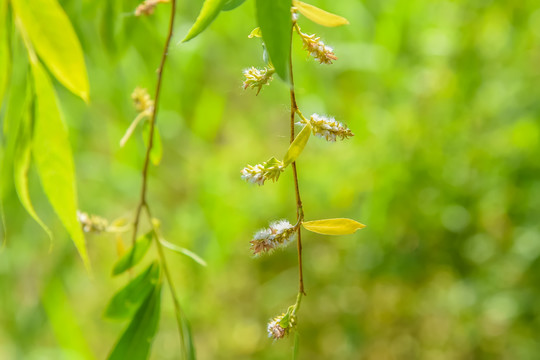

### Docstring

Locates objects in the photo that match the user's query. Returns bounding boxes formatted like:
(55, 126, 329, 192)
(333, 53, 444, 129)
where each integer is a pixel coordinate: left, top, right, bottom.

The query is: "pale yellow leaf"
(302, 218, 365, 235)
(293, 0, 349, 27)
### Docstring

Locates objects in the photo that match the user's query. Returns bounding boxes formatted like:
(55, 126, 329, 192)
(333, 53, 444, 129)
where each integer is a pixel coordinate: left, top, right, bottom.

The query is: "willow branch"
(289, 24, 306, 296)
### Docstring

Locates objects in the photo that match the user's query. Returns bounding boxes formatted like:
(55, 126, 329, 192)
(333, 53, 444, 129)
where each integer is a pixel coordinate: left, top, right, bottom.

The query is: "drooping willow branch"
(128, 0, 189, 355)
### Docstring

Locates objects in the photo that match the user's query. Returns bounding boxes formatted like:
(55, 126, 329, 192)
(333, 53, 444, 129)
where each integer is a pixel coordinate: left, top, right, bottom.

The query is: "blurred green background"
(2, 0, 540, 359)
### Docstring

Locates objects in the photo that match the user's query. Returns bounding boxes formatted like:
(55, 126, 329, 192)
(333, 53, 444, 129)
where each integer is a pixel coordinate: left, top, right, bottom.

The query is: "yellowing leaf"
(182, 0, 228, 42)
(30, 60, 90, 271)
(302, 218, 365, 235)
(283, 123, 311, 167)
(248, 27, 262, 38)
(292, 0, 349, 27)
(12, 0, 89, 101)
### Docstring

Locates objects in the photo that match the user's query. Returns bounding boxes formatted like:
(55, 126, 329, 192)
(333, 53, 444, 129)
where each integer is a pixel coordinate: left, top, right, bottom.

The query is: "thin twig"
(289, 23, 306, 296)
(129, 0, 187, 356)
(131, 0, 177, 248)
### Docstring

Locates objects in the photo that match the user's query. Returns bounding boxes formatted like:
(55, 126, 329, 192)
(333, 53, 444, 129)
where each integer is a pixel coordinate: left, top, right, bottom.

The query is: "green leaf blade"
(30, 60, 90, 270)
(0, 0, 9, 110)
(104, 262, 161, 320)
(12, 0, 89, 101)
(13, 107, 53, 243)
(182, 0, 228, 42)
(222, 0, 246, 11)
(255, 0, 292, 82)
(160, 239, 207, 267)
(112, 231, 153, 276)
(108, 283, 162, 360)
(283, 123, 311, 167)
(302, 218, 366, 235)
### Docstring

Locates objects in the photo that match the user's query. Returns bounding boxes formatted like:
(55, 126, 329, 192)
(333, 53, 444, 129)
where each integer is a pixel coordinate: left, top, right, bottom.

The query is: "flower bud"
(241, 157, 284, 186)
(242, 67, 275, 95)
(250, 220, 296, 256)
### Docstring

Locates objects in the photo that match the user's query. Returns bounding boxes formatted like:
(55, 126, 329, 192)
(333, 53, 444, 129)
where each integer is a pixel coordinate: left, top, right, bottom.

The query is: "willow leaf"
(12, 0, 89, 101)
(112, 231, 153, 276)
(302, 218, 366, 235)
(255, 0, 292, 82)
(31, 60, 90, 270)
(283, 123, 311, 167)
(108, 283, 162, 360)
(292, 0, 349, 27)
(182, 0, 228, 42)
(104, 262, 160, 320)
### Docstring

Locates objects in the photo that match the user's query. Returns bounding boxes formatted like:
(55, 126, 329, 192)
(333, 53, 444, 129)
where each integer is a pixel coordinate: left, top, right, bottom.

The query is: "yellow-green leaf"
(0, 0, 9, 110)
(283, 123, 311, 167)
(13, 97, 53, 244)
(302, 218, 366, 235)
(12, 0, 89, 101)
(112, 231, 153, 276)
(292, 0, 349, 27)
(30, 60, 90, 271)
(248, 27, 262, 38)
(182, 0, 228, 42)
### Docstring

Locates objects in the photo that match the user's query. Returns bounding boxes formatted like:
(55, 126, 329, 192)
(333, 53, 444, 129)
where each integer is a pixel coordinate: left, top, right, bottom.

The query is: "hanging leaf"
(160, 238, 207, 267)
(30, 60, 90, 271)
(13, 98, 53, 243)
(302, 218, 366, 235)
(0, 0, 9, 110)
(292, 0, 349, 27)
(11, 0, 89, 101)
(143, 122, 163, 166)
(180, 314, 196, 360)
(255, 0, 292, 82)
(182, 0, 228, 42)
(112, 231, 153, 276)
(283, 123, 311, 167)
(104, 262, 161, 320)
(222, 0, 246, 11)
(108, 283, 162, 360)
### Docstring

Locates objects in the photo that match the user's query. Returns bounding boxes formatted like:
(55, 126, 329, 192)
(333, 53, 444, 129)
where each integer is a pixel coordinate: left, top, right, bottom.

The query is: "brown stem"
(128, 0, 187, 356)
(289, 24, 306, 296)
(131, 0, 176, 245)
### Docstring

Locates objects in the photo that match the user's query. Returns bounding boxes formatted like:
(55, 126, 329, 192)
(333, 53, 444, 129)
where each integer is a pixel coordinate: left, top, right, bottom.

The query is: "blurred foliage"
(2, 0, 540, 359)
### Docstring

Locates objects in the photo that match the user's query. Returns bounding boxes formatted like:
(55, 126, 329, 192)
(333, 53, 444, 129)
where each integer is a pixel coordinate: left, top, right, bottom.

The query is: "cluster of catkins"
(240, 8, 354, 340)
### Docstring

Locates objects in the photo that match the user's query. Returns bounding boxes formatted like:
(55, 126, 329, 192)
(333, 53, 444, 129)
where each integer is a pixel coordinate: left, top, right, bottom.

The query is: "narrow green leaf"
(0, 0, 10, 110)
(181, 314, 196, 360)
(283, 123, 311, 167)
(12, 0, 89, 101)
(13, 98, 53, 243)
(104, 262, 160, 320)
(108, 283, 162, 360)
(160, 238, 207, 267)
(182, 0, 228, 42)
(255, 0, 292, 82)
(292, 0, 349, 27)
(222, 0, 246, 11)
(30, 60, 90, 271)
(112, 231, 153, 276)
(143, 122, 163, 166)
(302, 218, 366, 235)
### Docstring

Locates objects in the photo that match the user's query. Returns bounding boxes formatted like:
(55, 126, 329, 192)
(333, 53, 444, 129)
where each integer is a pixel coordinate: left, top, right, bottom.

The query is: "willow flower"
(298, 32, 337, 65)
(243, 66, 275, 95)
(300, 113, 353, 142)
(241, 157, 284, 186)
(250, 220, 296, 256)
